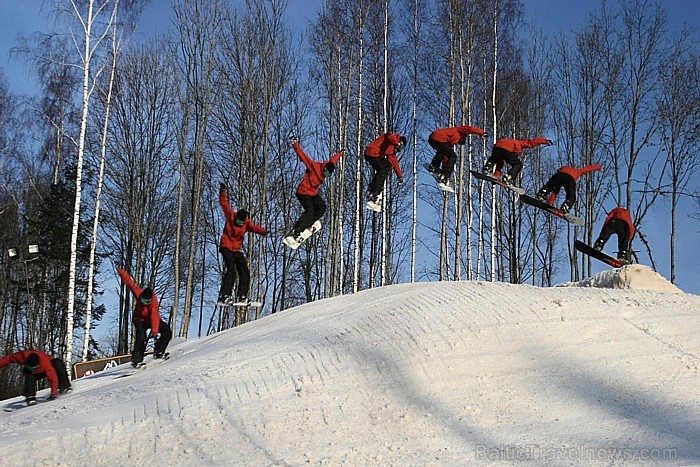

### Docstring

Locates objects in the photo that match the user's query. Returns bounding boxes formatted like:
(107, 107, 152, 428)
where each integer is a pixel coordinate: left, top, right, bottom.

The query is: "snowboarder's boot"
(25, 396, 36, 406)
(59, 387, 72, 395)
(593, 239, 604, 251)
(482, 162, 494, 175)
(501, 173, 513, 185)
(218, 295, 233, 306)
(617, 250, 630, 264)
(560, 201, 571, 214)
(437, 174, 450, 186)
(535, 188, 549, 202)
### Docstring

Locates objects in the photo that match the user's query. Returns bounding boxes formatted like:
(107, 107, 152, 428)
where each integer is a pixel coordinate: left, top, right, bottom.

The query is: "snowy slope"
(1, 270, 699, 466)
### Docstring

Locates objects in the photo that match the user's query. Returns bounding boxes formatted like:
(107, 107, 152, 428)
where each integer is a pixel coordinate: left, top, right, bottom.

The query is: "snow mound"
(559, 264, 684, 293)
(1, 281, 699, 465)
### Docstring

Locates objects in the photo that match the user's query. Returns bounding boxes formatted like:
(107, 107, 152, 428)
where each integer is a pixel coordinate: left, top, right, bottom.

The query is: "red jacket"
(557, 164, 603, 181)
(0, 350, 60, 397)
(492, 137, 551, 177)
(429, 125, 485, 145)
(546, 164, 603, 205)
(117, 268, 161, 335)
(293, 142, 343, 196)
(219, 191, 266, 252)
(364, 132, 404, 179)
(603, 207, 636, 240)
(494, 137, 550, 155)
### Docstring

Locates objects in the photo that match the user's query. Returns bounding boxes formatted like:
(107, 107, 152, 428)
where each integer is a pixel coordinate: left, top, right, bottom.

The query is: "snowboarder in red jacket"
(0, 350, 72, 405)
(427, 125, 485, 187)
(593, 207, 636, 263)
(364, 132, 406, 204)
(484, 137, 553, 186)
(217, 184, 268, 305)
(117, 268, 172, 366)
(535, 164, 603, 213)
(286, 136, 343, 241)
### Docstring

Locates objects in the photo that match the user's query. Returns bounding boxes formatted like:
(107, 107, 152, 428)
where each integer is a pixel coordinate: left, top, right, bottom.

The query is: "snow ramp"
(0, 280, 698, 466)
(559, 264, 684, 293)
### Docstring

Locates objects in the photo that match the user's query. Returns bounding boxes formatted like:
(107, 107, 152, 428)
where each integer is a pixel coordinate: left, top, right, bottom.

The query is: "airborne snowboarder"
(535, 164, 602, 214)
(427, 125, 485, 190)
(364, 132, 406, 211)
(593, 207, 636, 264)
(483, 136, 553, 187)
(284, 136, 343, 248)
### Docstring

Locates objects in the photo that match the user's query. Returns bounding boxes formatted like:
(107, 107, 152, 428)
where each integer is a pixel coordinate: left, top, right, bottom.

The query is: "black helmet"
(139, 287, 153, 305)
(25, 353, 40, 372)
(235, 209, 248, 225)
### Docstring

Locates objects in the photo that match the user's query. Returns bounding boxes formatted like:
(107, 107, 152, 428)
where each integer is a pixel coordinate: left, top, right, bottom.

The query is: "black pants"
(365, 156, 392, 197)
(428, 139, 457, 178)
(487, 147, 522, 181)
(293, 193, 326, 234)
(540, 172, 576, 206)
(219, 248, 250, 300)
(22, 358, 71, 397)
(131, 319, 172, 364)
(598, 219, 631, 257)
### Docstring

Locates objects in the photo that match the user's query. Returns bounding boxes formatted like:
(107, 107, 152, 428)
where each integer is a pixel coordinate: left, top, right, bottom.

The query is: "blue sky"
(0, 0, 698, 343)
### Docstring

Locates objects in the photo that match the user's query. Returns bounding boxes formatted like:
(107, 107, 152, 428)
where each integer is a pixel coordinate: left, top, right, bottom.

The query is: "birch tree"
(63, 0, 116, 367)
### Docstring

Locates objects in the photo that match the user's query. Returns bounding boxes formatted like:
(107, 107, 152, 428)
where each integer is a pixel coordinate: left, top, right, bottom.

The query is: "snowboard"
(212, 300, 262, 308)
(4, 400, 45, 412)
(114, 353, 170, 378)
(232, 301, 262, 308)
(469, 170, 526, 195)
(424, 164, 454, 192)
(574, 240, 625, 268)
(283, 220, 322, 249)
(4, 390, 72, 412)
(519, 194, 584, 226)
(366, 193, 383, 212)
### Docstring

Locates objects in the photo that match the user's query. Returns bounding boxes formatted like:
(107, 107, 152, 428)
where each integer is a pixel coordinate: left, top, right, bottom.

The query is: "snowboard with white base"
(283, 220, 322, 249)
(211, 300, 262, 308)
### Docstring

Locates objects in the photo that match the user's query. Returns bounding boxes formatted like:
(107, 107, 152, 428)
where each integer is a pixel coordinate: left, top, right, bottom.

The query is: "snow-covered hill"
(1, 267, 698, 466)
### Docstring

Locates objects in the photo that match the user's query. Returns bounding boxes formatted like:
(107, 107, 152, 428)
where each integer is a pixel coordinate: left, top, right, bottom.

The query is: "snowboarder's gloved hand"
(219, 182, 226, 194)
(397, 177, 404, 185)
(545, 139, 554, 146)
(154, 333, 161, 341)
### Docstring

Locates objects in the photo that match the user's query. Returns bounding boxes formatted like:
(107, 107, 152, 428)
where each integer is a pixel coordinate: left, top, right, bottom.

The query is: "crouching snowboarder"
(0, 350, 72, 406)
(593, 207, 636, 264)
(117, 268, 172, 367)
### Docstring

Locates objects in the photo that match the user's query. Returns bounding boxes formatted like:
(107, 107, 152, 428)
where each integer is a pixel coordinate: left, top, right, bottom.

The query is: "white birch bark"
(65, 0, 112, 368)
(83, 1, 120, 361)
